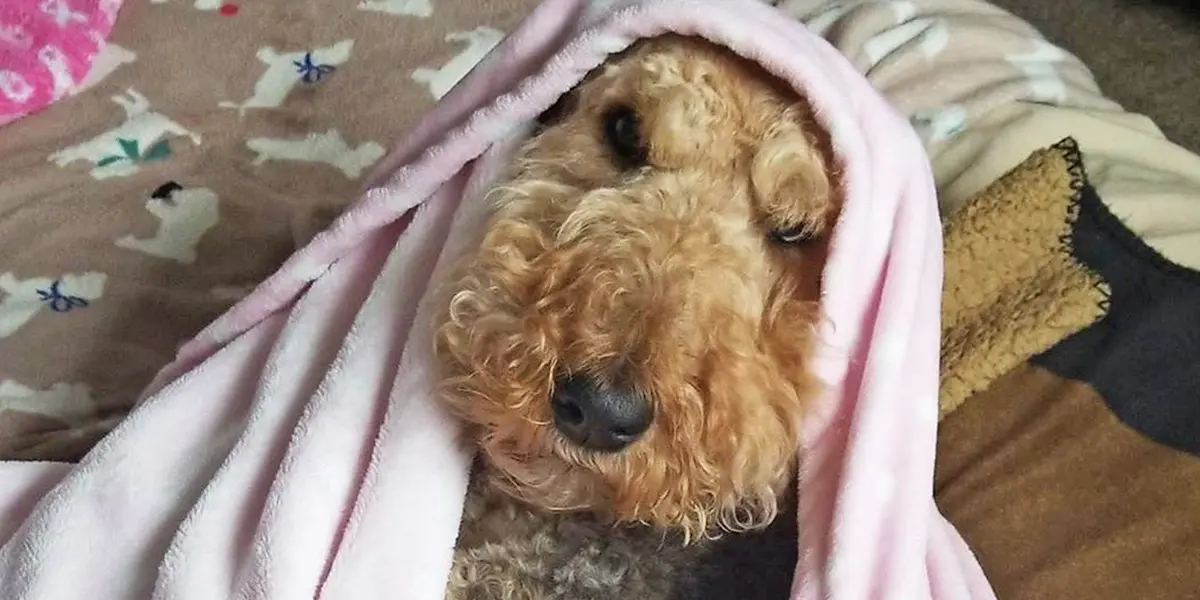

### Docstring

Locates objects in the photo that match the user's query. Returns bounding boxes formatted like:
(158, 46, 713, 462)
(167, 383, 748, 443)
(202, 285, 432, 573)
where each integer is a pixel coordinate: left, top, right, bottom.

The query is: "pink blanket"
(0, 0, 122, 126)
(0, 0, 996, 598)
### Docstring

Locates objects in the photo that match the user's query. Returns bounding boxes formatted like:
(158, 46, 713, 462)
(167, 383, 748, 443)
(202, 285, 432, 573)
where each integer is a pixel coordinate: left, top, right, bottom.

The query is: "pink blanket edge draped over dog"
(0, 1, 997, 598)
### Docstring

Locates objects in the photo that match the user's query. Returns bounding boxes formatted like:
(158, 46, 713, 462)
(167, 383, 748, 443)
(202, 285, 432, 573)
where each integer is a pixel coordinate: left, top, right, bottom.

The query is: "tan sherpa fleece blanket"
(938, 138, 1109, 419)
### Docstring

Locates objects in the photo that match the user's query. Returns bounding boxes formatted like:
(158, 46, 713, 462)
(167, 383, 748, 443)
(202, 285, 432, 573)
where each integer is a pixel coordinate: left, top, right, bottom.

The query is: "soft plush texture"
(0, 0, 536, 462)
(7, 0, 1200, 468)
(938, 138, 1109, 419)
(0, 0, 123, 126)
(936, 143, 1200, 598)
(0, 0, 995, 598)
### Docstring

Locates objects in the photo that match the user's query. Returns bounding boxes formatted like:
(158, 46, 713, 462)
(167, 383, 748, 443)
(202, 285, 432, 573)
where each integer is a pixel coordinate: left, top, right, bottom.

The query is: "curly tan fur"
(435, 35, 837, 597)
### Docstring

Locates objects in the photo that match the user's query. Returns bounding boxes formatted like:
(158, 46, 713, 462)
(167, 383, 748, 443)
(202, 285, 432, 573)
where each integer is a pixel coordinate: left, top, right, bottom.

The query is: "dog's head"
(435, 35, 837, 539)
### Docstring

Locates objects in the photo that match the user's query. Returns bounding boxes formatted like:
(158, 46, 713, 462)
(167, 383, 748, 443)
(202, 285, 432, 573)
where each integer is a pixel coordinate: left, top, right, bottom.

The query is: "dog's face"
(435, 35, 837, 539)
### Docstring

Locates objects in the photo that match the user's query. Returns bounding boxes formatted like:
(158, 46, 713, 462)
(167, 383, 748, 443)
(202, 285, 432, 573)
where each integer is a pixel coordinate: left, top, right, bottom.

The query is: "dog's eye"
(769, 222, 818, 245)
(602, 104, 648, 168)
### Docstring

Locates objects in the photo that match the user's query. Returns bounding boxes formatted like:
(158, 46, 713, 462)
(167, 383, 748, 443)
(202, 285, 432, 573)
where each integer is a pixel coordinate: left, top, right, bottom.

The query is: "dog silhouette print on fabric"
(115, 181, 220, 264)
(149, 0, 225, 11)
(245, 129, 384, 179)
(76, 42, 136, 93)
(1006, 39, 1069, 104)
(357, 0, 433, 17)
(0, 271, 107, 338)
(219, 40, 354, 114)
(0, 380, 96, 425)
(47, 88, 200, 180)
(411, 27, 503, 99)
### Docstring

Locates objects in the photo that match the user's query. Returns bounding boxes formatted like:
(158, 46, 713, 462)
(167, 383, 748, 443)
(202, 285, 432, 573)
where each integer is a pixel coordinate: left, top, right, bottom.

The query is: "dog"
(434, 35, 838, 599)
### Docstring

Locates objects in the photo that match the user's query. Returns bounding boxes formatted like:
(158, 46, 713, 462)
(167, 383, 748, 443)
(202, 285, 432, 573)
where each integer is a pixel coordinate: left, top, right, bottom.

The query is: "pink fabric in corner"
(0, 0, 122, 126)
(0, 1, 997, 599)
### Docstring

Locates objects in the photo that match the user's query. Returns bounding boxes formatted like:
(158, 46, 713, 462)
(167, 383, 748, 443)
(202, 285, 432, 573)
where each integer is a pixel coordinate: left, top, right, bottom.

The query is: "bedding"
(0, 0, 1198, 597)
(935, 139, 1200, 599)
(937, 138, 1108, 420)
(0, 0, 998, 597)
(0, 0, 1165, 462)
(834, 0, 1200, 591)
(0, 0, 539, 460)
(0, 0, 123, 126)
(0, 0, 1146, 461)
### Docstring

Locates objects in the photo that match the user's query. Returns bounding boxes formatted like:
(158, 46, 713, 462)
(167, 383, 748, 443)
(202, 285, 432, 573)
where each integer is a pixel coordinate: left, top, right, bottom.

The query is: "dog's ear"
(750, 112, 834, 236)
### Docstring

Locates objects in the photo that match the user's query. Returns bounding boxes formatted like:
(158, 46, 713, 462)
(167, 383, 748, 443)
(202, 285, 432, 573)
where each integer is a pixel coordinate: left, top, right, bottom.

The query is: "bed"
(1, 0, 1198, 597)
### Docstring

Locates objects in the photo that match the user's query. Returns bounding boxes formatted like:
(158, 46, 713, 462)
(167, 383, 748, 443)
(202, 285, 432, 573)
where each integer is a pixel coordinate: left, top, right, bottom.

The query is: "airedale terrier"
(435, 34, 838, 599)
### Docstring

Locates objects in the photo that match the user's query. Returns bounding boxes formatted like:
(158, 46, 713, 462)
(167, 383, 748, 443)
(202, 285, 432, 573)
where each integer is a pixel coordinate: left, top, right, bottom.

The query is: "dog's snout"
(551, 374, 652, 452)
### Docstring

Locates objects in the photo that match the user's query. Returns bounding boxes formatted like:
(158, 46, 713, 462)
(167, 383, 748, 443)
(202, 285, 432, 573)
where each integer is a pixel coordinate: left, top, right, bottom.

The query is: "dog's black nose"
(550, 374, 652, 452)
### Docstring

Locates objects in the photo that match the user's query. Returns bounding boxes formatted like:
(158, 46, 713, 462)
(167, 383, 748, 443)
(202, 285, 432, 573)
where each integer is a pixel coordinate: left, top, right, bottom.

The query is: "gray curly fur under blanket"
(444, 464, 800, 600)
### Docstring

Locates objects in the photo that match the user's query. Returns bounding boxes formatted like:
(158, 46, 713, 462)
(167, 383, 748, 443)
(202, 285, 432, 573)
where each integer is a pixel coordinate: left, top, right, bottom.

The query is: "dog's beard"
(473, 419, 787, 544)
(478, 433, 605, 514)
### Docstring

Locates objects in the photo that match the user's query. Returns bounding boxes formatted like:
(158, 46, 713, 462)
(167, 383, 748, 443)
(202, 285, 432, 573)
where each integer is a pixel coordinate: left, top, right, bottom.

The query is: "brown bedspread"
(0, 0, 537, 460)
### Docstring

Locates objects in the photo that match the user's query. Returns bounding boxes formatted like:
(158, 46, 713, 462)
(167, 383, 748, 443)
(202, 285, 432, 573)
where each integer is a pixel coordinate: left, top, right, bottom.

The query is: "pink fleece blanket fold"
(0, 0, 997, 598)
